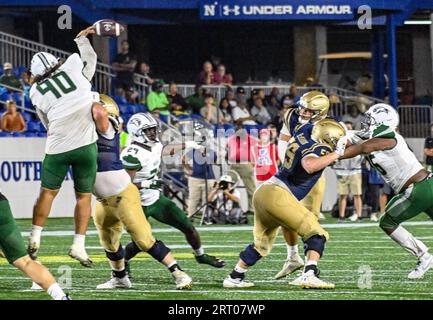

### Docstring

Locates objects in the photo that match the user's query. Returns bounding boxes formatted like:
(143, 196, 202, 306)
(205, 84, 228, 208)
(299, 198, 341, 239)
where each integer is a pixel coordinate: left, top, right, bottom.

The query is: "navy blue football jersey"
(97, 129, 123, 172)
(274, 132, 332, 200)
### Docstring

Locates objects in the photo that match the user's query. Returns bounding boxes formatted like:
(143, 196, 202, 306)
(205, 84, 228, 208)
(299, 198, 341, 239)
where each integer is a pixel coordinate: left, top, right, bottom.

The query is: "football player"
(338, 103, 433, 279)
(92, 95, 193, 290)
(28, 26, 106, 267)
(0, 190, 69, 299)
(223, 119, 346, 289)
(275, 90, 330, 279)
(120, 113, 225, 270)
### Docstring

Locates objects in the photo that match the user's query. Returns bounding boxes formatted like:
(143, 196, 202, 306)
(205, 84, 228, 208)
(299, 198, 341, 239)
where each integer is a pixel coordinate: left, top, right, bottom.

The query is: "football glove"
(335, 136, 349, 157)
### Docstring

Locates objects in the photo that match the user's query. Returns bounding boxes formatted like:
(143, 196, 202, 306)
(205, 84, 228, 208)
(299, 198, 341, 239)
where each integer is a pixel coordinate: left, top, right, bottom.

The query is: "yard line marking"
(17, 221, 433, 237)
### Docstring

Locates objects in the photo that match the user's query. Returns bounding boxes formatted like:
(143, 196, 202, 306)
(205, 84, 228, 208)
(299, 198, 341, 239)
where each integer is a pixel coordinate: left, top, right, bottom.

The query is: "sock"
(73, 234, 85, 247)
(304, 260, 319, 276)
(31, 225, 43, 241)
(193, 247, 204, 256)
(112, 268, 126, 279)
(230, 263, 248, 279)
(389, 226, 428, 258)
(286, 244, 298, 258)
(47, 283, 66, 300)
(168, 261, 182, 273)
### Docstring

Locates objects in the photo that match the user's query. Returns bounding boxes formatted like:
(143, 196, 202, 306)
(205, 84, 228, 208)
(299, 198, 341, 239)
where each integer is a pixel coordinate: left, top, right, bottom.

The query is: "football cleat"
(27, 239, 40, 260)
(274, 253, 304, 279)
(370, 213, 378, 222)
(195, 254, 225, 268)
(408, 253, 433, 279)
(68, 244, 94, 268)
(289, 270, 335, 289)
(172, 270, 193, 290)
(348, 214, 359, 222)
(319, 213, 326, 221)
(62, 295, 72, 300)
(223, 276, 255, 288)
(96, 275, 132, 289)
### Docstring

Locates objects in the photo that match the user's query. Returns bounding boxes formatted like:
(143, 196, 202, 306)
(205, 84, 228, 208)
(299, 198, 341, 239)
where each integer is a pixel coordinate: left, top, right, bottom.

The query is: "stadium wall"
(0, 138, 427, 218)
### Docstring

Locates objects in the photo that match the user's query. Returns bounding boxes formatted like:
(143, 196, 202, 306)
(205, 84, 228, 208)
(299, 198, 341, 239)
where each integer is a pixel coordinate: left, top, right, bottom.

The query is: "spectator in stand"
(216, 64, 233, 86)
(146, 80, 169, 122)
(226, 125, 258, 214)
(112, 40, 138, 103)
(342, 104, 363, 130)
(186, 85, 207, 114)
(1, 100, 26, 133)
(219, 98, 233, 124)
(333, 122, 363, 222)
(231, 102, 257, 126)
(280, 84, 299, 108)
(197, 61, 221, 85)
(267, 124, 278, 144)
(251, 98, 272, 125)
(265, 95, 280, 125)
(167, 82, 189, 115)
(254, 128, 279, 185)
(247, 89, 260, 108)
(424, 123, 433, 172)
(235, 86, 247, 106)
(265, 87, 280, 106)
(200, 95, 224, 125)
(20, 71, 32, 93)
(137, 61, 154, 85)
(0, 63, 22, 91)
(225, 88, 238, 108)
(183, 146, 217, 218)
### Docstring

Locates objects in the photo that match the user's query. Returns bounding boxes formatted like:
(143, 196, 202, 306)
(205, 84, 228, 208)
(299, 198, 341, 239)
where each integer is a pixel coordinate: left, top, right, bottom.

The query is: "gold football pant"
(282, 175, 326, 245)
(252, 183, 329, 257)
(93, 183, 155, 253)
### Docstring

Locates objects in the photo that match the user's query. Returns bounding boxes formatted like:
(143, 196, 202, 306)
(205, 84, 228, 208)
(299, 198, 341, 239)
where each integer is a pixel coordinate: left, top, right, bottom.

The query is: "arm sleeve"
(277, 138, 289, 163)
(74, 36, 97, 81)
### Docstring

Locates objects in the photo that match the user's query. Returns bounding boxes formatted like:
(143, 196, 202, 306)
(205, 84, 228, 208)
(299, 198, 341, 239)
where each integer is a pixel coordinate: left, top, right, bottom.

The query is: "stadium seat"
(37, 132, 47, 137)
(24, 132, 38, 137)
(0, 132, 11, 137)
(118, 104, 129, 115)
(38, 122, 47, 132)
(11, 132, 25, 137)
(113, 95, 127, 105)
(21, 112, 32, 122)
(0, 91, 12, 102)
(128, 104, 139, 114)
(27, 121, 40, 132)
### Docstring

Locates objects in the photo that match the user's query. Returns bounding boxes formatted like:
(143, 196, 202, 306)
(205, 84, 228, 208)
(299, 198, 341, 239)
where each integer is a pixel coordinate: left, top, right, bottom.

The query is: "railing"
(398, 105, 432, 138)
(0, 31, 115, 94)
(0, 83, 37, 114)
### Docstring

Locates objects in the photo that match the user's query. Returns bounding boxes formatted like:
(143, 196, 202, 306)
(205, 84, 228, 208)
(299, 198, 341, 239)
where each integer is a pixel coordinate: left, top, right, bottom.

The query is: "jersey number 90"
(36, 71, 77, 98)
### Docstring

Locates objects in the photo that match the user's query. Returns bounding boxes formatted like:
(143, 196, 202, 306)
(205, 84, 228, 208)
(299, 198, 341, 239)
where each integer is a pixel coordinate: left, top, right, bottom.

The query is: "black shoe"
(195, 254, 225, 268)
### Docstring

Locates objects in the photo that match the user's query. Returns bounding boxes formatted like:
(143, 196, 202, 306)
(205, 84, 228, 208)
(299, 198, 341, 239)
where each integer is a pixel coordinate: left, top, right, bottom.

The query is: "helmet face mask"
(361, 103, 399, 135)
(297, 91, 330, 124)
(127, 113, 160, 145)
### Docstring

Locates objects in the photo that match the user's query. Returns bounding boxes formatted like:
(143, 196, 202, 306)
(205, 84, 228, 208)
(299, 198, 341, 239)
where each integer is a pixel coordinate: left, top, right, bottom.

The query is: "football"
(93, 19, 124, 37)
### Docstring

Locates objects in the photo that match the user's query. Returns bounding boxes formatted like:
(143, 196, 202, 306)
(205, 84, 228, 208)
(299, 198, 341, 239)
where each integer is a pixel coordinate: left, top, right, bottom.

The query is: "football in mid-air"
(93, 19, 125, 37)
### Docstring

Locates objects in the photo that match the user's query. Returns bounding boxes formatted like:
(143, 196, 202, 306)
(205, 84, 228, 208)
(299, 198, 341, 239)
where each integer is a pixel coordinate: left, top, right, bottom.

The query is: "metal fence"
(398, 105, 432, 138)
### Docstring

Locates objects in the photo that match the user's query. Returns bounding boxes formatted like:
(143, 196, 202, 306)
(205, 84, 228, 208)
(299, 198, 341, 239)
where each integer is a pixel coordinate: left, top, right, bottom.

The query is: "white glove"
(346, 130, 367, 145)
(185, 140, 204, 150)
(335, 136, 349, 157)
(140, 180, 152, 189)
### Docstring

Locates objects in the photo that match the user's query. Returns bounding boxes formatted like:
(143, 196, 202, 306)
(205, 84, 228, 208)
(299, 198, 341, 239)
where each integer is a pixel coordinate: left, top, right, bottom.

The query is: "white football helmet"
(361, 103, 399, 135)
(127, 112, 159, 144)
(30, 52, 59, 77)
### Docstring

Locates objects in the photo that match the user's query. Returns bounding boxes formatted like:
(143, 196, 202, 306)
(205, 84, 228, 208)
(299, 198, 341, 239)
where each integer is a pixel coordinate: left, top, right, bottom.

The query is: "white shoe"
(408, 253, 433, 279)
(223, 276, 255, 288)
(27, 238, 40, 260)
(370, 213, 378, 222)
(172, 270, 193, 290)
(319, 213, 326, 221)
(289, 270, 335, 289)
(68, 244, 94, 268)
(348, 214, 359, 222)
(30, 282, 43, 290)
(96, 276, 131, 289)
(274, 253, 304, 279)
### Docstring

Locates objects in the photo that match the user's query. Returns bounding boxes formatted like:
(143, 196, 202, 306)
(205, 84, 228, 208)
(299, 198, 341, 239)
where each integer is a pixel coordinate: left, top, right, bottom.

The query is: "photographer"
(206, 175, 245, 224)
